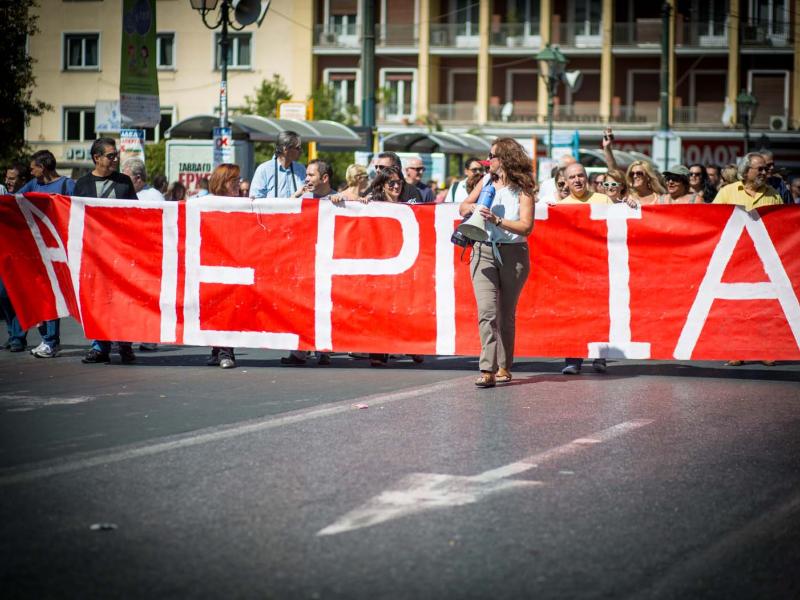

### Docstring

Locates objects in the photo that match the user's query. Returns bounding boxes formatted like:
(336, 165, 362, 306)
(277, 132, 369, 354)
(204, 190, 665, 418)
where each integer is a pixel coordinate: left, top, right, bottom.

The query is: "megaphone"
(233, 0, 270, 27)
(456, 183, 496, 242)
(563, 70, 583, 93)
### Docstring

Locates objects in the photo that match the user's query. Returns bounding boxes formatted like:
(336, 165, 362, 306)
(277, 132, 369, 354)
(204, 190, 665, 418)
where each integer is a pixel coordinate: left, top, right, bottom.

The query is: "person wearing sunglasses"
(555, 167, 569, 201)
(372, 151, 423, 203)
(625, 160, 667, 205)
(591, 173, 606, 192)
(687, 164, 718, 203)
(250, 130, 306, 199)
(759, 150, 793, 204)
(75, 138, 139, 365)
(602, 169, 638, 207)
(713, 152, 783, 211)
(459, 138, 535, 388)
(403, 156, 435, 203)
(446, 157, 485, 203)
(661, 165, 701, 204)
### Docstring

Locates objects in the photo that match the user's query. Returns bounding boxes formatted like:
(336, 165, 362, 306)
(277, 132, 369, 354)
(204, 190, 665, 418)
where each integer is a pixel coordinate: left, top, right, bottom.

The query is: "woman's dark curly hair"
(491, 137, 537, 198)
(365, 165, 403, 202)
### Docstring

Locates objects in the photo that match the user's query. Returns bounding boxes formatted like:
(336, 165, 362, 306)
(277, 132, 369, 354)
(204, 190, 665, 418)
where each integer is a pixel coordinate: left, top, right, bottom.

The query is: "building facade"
(26, 0, 313, 170)
(25, 0, 800, 172)
(314, 0, 800, 166)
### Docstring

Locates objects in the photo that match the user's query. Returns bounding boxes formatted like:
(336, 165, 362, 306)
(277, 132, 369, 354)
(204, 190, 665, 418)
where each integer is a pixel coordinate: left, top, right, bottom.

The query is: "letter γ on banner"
(16, 196, 72, 318)
(183, 198, 302, 348)
(674, 208, 800, 359)
(316, 201, 420, 351)
(588, 203, 651, 359)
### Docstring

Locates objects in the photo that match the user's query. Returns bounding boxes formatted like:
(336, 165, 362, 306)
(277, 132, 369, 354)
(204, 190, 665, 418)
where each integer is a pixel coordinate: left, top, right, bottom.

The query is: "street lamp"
(536, 44, 568, 160)
(736, 89, 758, 153)
(189, 0, 270, 128)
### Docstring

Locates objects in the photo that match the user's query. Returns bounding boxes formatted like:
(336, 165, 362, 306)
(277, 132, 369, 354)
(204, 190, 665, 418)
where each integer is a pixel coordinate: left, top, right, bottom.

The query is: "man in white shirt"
(121, 158, 165, 202)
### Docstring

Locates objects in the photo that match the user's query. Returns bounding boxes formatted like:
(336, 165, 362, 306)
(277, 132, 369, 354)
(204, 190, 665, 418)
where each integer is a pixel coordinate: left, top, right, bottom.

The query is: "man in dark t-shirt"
(77, 137, 138, 365)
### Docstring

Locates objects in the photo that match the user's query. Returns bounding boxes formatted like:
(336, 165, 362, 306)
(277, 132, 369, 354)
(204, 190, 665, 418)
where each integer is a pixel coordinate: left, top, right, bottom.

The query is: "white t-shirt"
(137, 186, 165, 201)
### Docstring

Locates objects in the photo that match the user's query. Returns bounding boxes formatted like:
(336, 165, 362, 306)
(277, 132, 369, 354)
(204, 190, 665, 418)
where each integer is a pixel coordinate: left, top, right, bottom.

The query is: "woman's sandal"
(474, 372, 496, 388)
(495, 368, 512, 383)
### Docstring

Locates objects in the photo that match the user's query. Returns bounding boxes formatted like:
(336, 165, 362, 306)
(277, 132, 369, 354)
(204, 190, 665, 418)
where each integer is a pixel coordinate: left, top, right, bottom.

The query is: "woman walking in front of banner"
(459, 138, 535, 388)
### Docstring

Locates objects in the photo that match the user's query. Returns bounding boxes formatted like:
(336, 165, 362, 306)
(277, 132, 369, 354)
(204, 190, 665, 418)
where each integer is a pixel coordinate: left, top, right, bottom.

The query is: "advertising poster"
(120, 0, 160, 127)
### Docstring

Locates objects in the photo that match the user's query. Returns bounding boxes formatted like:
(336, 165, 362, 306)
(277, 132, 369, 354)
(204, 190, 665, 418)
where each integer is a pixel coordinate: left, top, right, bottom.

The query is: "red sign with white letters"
(1, 193, 799, 360)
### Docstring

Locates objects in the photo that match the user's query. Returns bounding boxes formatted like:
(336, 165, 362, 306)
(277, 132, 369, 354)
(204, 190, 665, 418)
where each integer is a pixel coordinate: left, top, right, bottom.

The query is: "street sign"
(119, 128, 145, 165)
(213, 127, 233, 168)
(277, 100, 310, 120)
(651, 131, 681, 171)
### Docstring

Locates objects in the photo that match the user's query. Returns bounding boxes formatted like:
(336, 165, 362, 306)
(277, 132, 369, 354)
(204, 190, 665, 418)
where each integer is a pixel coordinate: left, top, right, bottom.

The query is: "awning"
(381, 131, 491, 155)
(165, 114, 362, 146)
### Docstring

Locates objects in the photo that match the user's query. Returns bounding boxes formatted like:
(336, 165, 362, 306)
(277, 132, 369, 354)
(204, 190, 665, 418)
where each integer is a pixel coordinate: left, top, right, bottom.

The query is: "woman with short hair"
(459, 138, 536, 388)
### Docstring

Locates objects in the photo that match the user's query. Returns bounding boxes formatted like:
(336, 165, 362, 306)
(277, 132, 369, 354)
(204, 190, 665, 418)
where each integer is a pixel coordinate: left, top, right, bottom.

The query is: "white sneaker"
(32, 343, 59, 358)
(561, 364, 581, 375)
(30, 342, 48, 356)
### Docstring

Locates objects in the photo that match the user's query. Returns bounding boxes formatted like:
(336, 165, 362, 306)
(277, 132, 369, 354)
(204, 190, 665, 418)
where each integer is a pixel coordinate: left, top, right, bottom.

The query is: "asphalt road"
(1, 319, 799, 599)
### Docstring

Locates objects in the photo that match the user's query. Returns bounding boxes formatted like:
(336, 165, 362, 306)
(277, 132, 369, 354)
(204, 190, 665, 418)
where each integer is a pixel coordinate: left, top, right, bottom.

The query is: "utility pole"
(361, 0, 375, 131)
(659, 2, 671, 166)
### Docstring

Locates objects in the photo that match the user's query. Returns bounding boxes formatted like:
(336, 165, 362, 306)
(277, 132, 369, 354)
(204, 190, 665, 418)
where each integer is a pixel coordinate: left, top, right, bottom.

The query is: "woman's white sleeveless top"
(487, 185, 524, 243)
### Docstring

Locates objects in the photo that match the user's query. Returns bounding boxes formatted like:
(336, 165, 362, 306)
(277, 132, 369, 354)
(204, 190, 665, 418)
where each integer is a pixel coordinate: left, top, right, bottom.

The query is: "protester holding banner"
(662, 166, 701, 204)
(77, 138, 139, 364)
(204, 163, 242, 369)
(557, 163, 612, 375)
(250, 131, 306, 199)
(713, 153, 784, 211)
(362, 166, 405, 203)
(459, 138, 535, 388)
(17, 151, 75, 358)
(625, 160, 667, 205)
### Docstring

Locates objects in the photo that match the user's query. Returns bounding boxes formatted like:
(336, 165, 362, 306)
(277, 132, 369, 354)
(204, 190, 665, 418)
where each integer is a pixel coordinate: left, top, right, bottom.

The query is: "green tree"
(0, 0, 52, 165)
(145, 140, 166, 180)
(308, 84, 359, 188)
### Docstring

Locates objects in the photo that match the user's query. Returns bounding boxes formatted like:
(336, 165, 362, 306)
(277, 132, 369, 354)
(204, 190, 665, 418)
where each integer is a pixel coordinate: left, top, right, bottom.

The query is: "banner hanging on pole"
(120, 0, 160, 127)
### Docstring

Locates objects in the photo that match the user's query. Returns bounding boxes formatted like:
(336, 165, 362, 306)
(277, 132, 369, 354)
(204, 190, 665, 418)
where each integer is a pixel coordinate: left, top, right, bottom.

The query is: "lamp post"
(736, 89, 757, 154)
(189, 0, 270, 128)
(536, 44, 568, 160)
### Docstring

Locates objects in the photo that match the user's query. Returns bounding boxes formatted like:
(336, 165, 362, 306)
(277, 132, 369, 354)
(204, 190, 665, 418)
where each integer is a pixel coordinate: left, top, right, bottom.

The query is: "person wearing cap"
(661, 165, 701, 204)
(713, 152, 783, 212)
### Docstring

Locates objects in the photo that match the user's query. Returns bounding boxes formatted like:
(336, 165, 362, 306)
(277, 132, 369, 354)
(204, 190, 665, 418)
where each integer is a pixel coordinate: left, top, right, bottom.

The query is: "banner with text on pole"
(120, 0, 160, 127)
(0, 195, 798, 361)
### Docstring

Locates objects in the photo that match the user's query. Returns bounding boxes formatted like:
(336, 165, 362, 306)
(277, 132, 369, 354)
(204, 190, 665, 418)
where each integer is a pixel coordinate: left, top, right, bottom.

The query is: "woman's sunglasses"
(602, 181, 621, 189)
(385, 180, 402, 189)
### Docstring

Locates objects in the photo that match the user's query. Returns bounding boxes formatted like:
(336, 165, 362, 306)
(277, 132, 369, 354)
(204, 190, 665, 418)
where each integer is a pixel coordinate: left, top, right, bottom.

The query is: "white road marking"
(0, 376, 471, 487)
(318, 419, 654, 536)
(0, 394, 94, 409)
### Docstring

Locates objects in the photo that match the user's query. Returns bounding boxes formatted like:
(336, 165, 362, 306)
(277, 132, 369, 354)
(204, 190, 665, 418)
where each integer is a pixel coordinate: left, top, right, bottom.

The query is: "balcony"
(430, 24, 480, 49)
(674, 104, 726, 126)
(612, 20, 663, 47)
(314, 24, 360, 49)
(377, 24, 417, 47)
(490, 23, 541, 49)
(428, 103, 478, 122)
(677, 21, 729, 49)
(552, 22, 603, 49)
(740, 21, 792, 48)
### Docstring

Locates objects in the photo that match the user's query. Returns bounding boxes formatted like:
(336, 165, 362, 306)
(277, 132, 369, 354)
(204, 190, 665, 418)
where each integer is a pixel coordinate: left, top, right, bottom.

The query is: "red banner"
(1, 194, 799, 360)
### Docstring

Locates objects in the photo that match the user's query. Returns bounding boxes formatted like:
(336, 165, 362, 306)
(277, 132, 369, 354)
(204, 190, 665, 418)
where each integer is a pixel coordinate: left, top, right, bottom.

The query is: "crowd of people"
(1, 129, 797, 381)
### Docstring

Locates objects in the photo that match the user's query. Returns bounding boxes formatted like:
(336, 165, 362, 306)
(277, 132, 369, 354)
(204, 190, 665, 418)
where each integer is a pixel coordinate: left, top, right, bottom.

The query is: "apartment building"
(26, 0, 313, 169)
(314, 0, 800, 165)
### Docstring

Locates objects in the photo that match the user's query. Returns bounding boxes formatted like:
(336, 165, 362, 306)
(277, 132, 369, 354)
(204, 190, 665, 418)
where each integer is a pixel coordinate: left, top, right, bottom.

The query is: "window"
(64, 33, 99, 70)
(215, 33, 252, 69)
(325, 70, 359, 113)
(453, 0, 479, 37)
(327, 0, 358, 35)
(574, 0, 601, 39)
(380, 69, 416, 121)
(143, 109, 175, 142)
(156, 33, 175, 69)
(63, 107, 96, 141)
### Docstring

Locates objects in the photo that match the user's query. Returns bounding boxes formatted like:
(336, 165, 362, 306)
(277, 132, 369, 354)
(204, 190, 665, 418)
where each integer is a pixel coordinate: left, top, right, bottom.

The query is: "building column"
(667, 0, 676, 127)
(599, 0, 614, 122)
(792, 0, 800, 129)
(537, 0, 553, 124)
(726, 0, 741, 125)
(416, 0, 431, 120)
(476, 0, 492, 123)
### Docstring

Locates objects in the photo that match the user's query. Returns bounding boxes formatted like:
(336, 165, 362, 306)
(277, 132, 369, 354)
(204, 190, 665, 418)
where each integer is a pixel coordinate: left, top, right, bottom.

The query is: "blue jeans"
(92, 340, 133, 353)
(39, 319, 60, 347)
(0, 278, 27, 346)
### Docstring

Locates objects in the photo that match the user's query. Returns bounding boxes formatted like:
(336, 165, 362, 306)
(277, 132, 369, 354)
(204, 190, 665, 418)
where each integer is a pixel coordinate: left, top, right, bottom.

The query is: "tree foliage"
(0, 0, 52, 166)
(243, 76, 360, 186)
